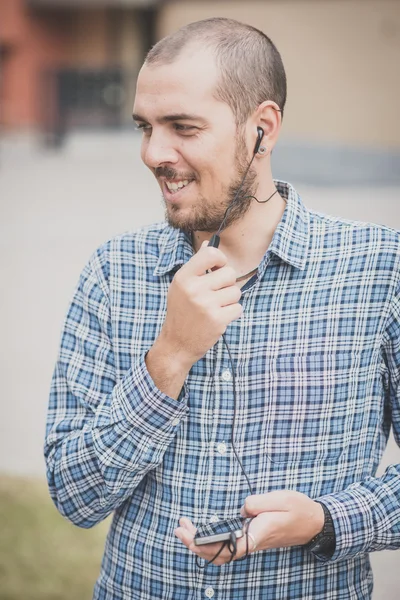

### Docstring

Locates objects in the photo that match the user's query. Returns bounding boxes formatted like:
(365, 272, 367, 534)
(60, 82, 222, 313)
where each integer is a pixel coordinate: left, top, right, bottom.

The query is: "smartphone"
(194, 517, 244, 546)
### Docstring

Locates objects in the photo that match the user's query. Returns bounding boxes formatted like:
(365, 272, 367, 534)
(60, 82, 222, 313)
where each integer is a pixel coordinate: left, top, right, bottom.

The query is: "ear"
(254, 100, 282, 154)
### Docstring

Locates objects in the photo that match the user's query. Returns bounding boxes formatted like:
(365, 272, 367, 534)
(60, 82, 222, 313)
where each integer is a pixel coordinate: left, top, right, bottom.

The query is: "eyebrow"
(132, 112, 206, 124)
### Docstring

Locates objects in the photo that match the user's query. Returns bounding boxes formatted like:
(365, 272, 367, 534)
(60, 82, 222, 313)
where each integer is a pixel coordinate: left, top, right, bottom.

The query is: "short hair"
(145, 17, 287, 125)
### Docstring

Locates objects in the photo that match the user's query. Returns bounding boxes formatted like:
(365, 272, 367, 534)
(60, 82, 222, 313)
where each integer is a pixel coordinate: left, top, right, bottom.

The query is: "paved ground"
(0, 132, 399, 597)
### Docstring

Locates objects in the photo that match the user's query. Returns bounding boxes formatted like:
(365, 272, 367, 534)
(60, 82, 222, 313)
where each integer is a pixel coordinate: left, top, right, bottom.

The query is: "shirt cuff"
(95, 353, 189, 438)
(314, 486, 375, 563)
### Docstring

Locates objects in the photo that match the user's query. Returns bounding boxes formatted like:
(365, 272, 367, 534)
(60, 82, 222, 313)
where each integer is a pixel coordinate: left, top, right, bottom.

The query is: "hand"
(158, 241, 242, 368)
(240, 491, 325, 551)
(174, 491, 324, 566)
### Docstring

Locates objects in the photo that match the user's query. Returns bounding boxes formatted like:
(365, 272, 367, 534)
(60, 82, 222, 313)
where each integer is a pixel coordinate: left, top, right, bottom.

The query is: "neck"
(192, 179, 286, 276)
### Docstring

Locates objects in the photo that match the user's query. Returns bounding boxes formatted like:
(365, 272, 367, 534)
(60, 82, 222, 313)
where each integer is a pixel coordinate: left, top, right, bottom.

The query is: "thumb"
(241, 493, 285, 517)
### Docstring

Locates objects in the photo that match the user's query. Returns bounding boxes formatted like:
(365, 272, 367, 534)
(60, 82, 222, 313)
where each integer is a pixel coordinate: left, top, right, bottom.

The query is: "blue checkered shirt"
(45, 181, 400, 599)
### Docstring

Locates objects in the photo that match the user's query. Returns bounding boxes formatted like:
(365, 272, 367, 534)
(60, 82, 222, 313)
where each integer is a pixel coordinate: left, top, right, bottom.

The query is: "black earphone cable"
(195, 124, 289, 568)
(196, 325, 255, 570)
(222, 332, 253, 495)
(207, 130, 278, 498)
(198, 136, 272, 568)
(214, 153, 258, 238)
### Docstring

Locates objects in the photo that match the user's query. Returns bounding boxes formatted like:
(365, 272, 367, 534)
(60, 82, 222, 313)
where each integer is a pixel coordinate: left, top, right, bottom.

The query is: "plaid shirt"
(45, 181, 400, 600)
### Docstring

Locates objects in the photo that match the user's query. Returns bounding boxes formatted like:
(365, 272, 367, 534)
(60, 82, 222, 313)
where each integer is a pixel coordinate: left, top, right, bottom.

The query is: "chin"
(165, 207, 192, 231)
(166, 216, 199, 232)
(164, 197, 226, 232)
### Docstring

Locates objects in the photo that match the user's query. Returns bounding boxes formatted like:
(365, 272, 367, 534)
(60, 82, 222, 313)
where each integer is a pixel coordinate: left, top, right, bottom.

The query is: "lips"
(162, 178, 195, 200)
(165, 179, 191, 192)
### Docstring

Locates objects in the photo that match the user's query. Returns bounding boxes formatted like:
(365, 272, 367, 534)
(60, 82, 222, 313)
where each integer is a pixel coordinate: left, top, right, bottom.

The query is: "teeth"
(166, 179, 191, 192)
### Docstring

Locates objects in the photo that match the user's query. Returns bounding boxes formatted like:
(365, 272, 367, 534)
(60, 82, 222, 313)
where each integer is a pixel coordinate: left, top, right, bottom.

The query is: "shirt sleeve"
(313, 277, 400, 563)
(44, 247, 189, 528)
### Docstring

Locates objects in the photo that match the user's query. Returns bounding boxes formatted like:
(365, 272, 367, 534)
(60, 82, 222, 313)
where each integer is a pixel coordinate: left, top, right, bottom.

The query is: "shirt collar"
(153, 179, 310, 277)
(263, 179, 310, 272)
(153, 227, 194, 276)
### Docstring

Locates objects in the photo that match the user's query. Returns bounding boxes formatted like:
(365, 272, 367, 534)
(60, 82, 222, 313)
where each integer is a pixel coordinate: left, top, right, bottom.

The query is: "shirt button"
(170, 417, 180, 427)
(205, 587, 215, 598)
(216, 442, 227, 455)
(209, 514, 219, 523)
(221, 369, 232, 382)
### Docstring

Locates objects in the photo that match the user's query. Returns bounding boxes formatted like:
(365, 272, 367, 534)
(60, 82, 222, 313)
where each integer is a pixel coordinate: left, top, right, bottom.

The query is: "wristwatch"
(304, 501, 336, 558)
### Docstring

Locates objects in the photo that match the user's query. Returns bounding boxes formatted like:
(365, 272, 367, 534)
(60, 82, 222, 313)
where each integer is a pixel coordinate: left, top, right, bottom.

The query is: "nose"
(142, 130, 179, 169)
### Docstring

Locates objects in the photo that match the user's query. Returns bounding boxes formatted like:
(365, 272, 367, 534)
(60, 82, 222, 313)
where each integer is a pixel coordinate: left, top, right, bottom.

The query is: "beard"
(160, 136, 257, 233)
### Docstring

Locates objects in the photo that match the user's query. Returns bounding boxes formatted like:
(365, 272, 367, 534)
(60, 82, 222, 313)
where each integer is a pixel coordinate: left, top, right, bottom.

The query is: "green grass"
(0, 475, 110, 600)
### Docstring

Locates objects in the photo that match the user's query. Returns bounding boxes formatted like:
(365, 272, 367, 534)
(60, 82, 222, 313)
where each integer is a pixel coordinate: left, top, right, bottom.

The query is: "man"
(44, 17, 400, 600)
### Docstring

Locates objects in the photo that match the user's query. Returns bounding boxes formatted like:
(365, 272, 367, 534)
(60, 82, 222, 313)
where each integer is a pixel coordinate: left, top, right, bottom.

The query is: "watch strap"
(305, 501, 336, 558)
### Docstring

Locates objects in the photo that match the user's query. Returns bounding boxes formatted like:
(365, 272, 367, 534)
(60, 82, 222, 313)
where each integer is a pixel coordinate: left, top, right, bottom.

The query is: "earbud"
(253, 127, 264, 155)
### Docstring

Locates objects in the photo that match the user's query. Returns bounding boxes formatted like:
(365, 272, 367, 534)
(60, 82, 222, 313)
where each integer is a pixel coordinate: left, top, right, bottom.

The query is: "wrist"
(145, 334, 192, 399)
(154, 330, 195, 373)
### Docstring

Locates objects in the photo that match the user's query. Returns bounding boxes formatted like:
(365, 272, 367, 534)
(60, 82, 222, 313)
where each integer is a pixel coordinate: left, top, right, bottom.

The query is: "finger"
(193, 541, 231, 564)
(241, 492, 290, 517)
(175, 527, 229, 563)
(234, 531, 257, 558)
(245, 524, 259, 554)
(174, 526, 195, 549)
(214, 285, 242, 307)
(218, 302, 243, 325)
(179, 517, 197, 535)
(186, 246, 228, 276)
(203, 266, 237, 290)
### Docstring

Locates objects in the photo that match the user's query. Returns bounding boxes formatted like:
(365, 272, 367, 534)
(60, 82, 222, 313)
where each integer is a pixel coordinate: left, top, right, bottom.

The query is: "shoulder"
(306, 209, 400, 299)
(308, 208, 400, 257)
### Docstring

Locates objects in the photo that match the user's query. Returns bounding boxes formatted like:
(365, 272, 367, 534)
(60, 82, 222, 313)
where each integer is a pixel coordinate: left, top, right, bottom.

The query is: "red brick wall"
(0, 0, 68, 128)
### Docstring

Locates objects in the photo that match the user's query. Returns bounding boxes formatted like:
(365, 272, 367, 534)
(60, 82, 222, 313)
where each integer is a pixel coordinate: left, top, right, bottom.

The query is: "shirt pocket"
(261, 352, 359, 465)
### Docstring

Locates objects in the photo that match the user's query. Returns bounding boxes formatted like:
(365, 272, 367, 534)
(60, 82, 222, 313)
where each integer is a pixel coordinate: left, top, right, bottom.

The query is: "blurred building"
(0, 0, 158, 141)
(0, 0, 399, 158)
(156, 0, 400, 186)
(158, 0, 399, 151)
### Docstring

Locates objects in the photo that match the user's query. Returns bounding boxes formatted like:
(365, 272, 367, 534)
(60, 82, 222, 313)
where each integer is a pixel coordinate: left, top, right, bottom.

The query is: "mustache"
(155, 166, 196, 180)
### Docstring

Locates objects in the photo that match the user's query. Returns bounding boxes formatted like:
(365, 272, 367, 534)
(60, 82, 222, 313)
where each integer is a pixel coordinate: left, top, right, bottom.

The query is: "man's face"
(133, 48, 256, 232)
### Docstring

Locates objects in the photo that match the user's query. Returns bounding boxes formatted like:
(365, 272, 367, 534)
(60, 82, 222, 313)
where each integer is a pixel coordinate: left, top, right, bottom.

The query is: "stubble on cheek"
(162, 135, 256, 232)
(162, 185, 228, 232)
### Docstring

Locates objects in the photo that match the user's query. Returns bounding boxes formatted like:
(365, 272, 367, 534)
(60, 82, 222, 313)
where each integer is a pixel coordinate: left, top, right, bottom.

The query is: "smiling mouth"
(164, 179, 194, 194)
